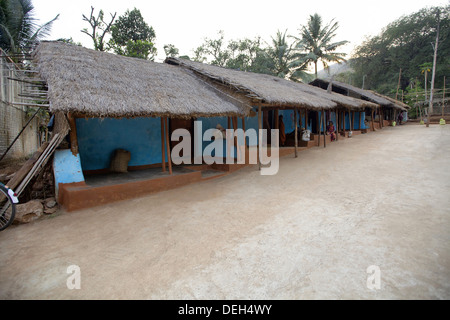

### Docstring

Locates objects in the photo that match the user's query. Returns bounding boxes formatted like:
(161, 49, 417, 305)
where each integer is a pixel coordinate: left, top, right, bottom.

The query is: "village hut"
(166, 57, 377, 149)
(31, 41, 252, 211)
(310, 78, 407, 129)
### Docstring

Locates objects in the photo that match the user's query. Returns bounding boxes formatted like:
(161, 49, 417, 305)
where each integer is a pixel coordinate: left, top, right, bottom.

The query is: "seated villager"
(327, 121, 336, 141)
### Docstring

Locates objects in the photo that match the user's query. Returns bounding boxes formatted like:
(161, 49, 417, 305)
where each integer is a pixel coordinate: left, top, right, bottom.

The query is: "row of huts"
(30, 41, 408, 211)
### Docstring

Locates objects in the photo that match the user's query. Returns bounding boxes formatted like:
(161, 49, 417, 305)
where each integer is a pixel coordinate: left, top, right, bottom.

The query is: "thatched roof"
(166, 57, 340, 110)
(369, 91, 410, 111)
(310, 78, 406, 109)
(33, 41, 250, 118)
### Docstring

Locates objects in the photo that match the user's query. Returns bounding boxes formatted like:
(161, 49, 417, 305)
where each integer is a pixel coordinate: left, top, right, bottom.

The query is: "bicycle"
(0, 183, 19, 231)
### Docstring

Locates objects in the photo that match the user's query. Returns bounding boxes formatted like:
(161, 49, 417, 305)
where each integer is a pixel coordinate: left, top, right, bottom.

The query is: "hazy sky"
(33, 0, 446, 63)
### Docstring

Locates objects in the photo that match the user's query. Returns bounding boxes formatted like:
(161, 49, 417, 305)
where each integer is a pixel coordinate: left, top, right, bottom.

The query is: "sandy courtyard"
(1, 124, 449, 299)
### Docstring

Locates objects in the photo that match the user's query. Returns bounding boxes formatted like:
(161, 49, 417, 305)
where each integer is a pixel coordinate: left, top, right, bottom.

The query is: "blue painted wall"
(53, 149, 85, 197)
(76, 117, 164, 171)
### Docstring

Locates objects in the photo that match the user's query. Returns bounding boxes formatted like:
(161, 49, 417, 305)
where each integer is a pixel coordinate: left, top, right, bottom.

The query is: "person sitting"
(327, 121, 336, 141)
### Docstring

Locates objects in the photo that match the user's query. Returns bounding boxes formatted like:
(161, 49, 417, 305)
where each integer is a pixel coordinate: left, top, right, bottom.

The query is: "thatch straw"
(310, 79, 397, 108)
(369, 91, 410, 110)
(166, 57, 339, 110)
(33, 41, 250, 118)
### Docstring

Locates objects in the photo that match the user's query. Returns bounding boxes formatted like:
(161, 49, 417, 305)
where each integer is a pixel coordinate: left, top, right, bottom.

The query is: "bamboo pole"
(164, 117, 172, 175)
(294, 108, 298, 157)
(160, 117, 166, 172)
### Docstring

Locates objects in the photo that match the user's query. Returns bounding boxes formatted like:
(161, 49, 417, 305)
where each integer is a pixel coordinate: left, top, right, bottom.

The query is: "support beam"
(318, 111, 322, 147)
(294, 108, 298, 157)
(160, 117, 166, 172)
(258, 104, 262, 171)
(323, 109, 326, 148)
(67, 112, 79, 156)
(336, 109, 339, 141)
(164, 117, 172, 175)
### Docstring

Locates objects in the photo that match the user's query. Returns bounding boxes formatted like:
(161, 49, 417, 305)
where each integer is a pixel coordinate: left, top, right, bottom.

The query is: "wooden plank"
(4, 142, 49, 191)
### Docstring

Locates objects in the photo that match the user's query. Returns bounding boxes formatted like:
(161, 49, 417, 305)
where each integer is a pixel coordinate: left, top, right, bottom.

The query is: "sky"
(33, 0, 446, 65)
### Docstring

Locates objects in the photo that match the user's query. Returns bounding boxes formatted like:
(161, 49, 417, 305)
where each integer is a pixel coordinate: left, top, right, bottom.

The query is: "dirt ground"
(1, 123, 449, 300)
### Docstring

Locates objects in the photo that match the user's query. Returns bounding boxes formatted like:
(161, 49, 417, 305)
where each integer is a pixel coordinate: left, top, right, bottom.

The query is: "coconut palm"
(291, 13, 348, 78)
(263, 30, 311, 82)
(0, 0, 58, 54)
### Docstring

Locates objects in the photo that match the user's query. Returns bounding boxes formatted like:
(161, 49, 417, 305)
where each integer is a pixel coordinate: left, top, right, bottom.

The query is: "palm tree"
(291, 13, 348, 78)
(264, 30, 311, 82)
(0, 0, 59, 55)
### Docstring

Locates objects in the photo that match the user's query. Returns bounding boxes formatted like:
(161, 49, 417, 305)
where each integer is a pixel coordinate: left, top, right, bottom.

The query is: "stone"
(14, 200, 44, 224)
(44, 197, 57, 208)
(44, 206, 58, 215)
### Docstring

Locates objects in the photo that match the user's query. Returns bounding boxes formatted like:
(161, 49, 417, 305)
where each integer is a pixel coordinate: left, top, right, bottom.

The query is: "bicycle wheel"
(0, 185, 15, 231)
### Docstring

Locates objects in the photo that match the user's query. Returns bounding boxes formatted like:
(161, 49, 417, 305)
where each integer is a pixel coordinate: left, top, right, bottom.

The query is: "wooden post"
(379, 108, 383, 128)
(164, 117, 172, 175)
(67, 112, 79, 156)
(323, 109, 326, 148)
(232, 116, 240, 161)
(317, 111, 321, 146)
(274, 109, 279, 129)
(258, 104, 262, 170)
(160, 117, 166, 172)
(358, 111, 362, 130)
(305, 110, 309, 131)
(372, 109, 375, 131)
(351, 111, 355, 131)
(294, 108, 298, 157)
(442, 76, 446, 118)
(336, 109, 339, 141)
(241, 117, 246, 149)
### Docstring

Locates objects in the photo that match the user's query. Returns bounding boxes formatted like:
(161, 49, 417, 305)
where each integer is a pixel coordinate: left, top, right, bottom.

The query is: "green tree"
(291, 13, 348, 78)
(0, 0, 58, 54)
(81, 6, 116, 51)
(108, 8, 157, 60)
(163, 44, 179, 58)
(351, 5, 449, 94)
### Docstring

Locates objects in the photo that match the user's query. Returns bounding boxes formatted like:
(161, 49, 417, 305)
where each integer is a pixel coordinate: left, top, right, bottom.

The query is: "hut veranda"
(310, 79, 409, 129)
(26, 42, 392, 211)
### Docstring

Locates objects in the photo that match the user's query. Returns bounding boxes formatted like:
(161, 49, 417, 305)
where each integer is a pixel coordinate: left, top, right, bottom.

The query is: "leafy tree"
(163, 44, 179, 58)
(108, 8, 157, 60)
(351, 5, 449, 94)
(291, 13, 348, 78)
(0, 0, 59, 54)
(81, 6, 116, 52)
